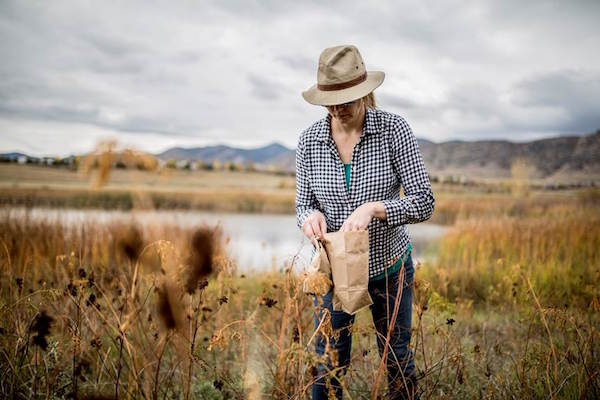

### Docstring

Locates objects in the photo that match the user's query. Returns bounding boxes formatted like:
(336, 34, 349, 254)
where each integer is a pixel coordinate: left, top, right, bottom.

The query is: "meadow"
(0, 164, 598, 399)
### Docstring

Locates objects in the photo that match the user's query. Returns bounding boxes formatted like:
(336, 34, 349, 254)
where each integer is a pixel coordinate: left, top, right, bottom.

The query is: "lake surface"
(3, 208, 449, 274)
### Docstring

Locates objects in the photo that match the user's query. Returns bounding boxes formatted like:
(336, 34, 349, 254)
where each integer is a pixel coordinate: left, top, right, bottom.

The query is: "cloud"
(0, 0, 599, 155)
(247, 73, 286, 100)
(377, 93, 418, 110)
(510, 70, 600, 133)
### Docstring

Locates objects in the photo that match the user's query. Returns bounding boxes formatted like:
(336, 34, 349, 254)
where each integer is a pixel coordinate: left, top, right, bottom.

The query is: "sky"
(1, 0, 599, 157)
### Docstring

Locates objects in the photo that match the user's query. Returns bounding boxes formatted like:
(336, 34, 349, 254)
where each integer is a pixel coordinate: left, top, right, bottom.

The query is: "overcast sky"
(1, 0, 599, 156)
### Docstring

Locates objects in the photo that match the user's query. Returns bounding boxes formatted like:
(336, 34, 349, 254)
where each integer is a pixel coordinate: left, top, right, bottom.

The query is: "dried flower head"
(261, 297, 278, 308)
(31, 311, 54, 350)
(302, 271, 332, 296)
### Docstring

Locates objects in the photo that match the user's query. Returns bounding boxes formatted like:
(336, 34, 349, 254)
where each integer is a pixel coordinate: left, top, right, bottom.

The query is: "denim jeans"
(311, 254, 417, 400)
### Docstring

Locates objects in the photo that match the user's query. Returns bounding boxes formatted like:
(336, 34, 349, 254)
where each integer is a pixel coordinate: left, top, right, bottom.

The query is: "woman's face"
(325, 99, 364, 123)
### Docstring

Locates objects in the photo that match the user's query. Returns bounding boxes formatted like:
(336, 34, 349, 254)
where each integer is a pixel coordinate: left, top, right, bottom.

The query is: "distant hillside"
(6, 131, 596, 183)
(419, 130, 600, 182)
(156, 131, 600, 182)
(157, 142, 295, 170)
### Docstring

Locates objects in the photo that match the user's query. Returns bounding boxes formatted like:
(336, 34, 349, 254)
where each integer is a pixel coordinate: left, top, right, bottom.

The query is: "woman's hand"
(340, 202, 381, 232)
(301, 210, 327, 240)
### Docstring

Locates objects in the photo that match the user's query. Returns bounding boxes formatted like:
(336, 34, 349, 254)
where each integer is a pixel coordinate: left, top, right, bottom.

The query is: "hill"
(155, 131, 600, 182)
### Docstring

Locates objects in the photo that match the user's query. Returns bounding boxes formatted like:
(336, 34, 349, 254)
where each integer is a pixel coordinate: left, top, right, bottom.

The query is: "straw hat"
(302, 45, 385, 106)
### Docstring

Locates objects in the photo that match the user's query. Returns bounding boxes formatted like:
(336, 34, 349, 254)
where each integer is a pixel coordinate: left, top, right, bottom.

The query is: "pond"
(3, 207, 449, 274)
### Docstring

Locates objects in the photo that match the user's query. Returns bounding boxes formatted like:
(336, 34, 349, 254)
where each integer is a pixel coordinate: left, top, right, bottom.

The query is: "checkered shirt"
(295, 107, 435, 278)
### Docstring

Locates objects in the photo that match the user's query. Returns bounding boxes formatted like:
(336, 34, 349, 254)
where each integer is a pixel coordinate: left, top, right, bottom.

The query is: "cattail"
(117, 225, 143, 262)
(156, 279, 184, 332)
(182, 227, 215, 294)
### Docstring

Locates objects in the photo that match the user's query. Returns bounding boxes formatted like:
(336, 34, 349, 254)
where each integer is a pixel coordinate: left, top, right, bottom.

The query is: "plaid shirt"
(295, 107, 435, 278)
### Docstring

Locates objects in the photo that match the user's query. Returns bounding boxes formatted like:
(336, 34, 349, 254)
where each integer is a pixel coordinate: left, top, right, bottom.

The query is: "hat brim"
(302, 71, 385, 106)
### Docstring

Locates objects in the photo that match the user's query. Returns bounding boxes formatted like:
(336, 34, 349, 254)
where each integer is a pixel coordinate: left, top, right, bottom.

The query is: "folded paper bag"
(303, 230, 372, 315)
(302, 237, 333, 296)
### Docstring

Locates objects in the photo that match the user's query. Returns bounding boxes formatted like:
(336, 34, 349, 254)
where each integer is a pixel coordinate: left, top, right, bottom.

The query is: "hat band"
(317, 72, 367, 91)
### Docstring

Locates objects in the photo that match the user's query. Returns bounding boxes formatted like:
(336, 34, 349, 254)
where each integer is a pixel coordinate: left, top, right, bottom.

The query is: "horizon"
(3, 128, 599, 159)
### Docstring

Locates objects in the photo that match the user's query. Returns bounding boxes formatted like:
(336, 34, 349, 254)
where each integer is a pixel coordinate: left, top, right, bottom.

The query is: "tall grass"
(420, 211, 600, 308)
(0, 193, 599, 399)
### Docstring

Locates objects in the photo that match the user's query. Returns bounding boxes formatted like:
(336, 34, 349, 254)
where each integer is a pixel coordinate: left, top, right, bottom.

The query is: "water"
(3, 207, 449, 274)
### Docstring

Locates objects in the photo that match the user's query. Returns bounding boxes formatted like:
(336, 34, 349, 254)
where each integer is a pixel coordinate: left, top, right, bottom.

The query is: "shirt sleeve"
(295, 132, 320, 230)
(381, 117, 435, 226)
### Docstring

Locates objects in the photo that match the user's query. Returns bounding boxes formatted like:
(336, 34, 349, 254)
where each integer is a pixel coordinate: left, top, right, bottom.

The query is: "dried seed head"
(303, 272, 332, 296)
(182, 227, 215, 294)
(117, 225, 143, 262)
(156, 279, 184, 332)
(31, 311, 54, 351)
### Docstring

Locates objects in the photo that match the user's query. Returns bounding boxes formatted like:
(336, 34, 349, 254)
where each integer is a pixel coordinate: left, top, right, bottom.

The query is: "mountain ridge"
(155, 131, 600, 181)
(3, 132, 598, 182)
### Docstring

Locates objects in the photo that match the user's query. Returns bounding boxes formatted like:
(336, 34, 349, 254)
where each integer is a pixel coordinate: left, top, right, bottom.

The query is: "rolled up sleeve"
(295, 133, 320, 230)
(382, 118, 435, 226)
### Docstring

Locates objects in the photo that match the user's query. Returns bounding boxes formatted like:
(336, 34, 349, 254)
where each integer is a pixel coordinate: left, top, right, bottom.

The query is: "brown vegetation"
(0, 190, 598, 398)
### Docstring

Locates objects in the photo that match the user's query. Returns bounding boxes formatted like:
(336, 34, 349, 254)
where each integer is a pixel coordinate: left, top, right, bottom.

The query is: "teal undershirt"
(343, 163, 412, 282)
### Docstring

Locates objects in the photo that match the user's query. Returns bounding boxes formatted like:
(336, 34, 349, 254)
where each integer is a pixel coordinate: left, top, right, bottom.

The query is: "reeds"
(0, 190, 598, 399)
(421, 210, 600, 308)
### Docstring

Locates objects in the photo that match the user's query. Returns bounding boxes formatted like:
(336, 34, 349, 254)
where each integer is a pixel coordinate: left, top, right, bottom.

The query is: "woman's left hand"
(340, 202, 375, 232)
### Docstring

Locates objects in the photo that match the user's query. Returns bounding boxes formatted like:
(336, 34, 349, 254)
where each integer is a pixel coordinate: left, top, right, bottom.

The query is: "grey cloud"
(511, 70, 600, 133)
(401, 72, 600, 140)
(512, 70, 600, 108)
(247, 73, 286, 100)
(277, 54, 315, 73)
(79, 31, 150, 58)
(377, 92, 418, 110)
(446, 83, 501, 116)
(0, 102, 206, 137)
(1, 0, 599, 156)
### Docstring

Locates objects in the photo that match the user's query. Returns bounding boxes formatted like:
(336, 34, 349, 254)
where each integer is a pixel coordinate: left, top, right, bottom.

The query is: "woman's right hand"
(301, 210, 327, 240)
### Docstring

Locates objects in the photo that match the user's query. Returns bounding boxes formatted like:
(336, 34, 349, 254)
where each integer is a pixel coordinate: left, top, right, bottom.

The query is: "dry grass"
(0, 163, 295, 192)
(2, 163, 593, 224)
(1, 190, 599, 399)
(420, 210, 600, 308)
(0, 187, 295, 214)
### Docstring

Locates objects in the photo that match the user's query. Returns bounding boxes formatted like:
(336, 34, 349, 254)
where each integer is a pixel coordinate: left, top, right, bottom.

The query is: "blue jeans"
(311, 254, 417, 400)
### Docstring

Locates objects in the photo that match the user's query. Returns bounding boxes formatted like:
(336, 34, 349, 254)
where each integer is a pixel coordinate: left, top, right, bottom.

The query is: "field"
(0, 164, 599, 399)
(0, 164, 296, 214)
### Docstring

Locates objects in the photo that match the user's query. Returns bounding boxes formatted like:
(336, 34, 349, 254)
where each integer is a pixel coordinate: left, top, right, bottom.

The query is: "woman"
(295, 45, 434, 400)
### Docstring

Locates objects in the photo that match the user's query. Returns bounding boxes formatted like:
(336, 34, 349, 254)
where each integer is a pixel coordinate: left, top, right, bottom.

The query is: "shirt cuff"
(297, 208, 319, 230)
(381, 199, 404, 227)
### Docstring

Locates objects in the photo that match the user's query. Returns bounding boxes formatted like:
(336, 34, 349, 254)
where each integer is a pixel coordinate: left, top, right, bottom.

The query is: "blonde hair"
(361, 92, 376, 109)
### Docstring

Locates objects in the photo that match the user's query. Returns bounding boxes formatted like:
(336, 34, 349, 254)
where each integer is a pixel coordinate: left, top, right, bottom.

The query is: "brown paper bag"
(323, 230, 373, 314)
(302, 230, 372, 315)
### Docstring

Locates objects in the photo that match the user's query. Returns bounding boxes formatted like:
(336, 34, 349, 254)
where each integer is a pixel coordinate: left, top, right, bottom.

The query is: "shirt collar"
(316, 107, 379, 142)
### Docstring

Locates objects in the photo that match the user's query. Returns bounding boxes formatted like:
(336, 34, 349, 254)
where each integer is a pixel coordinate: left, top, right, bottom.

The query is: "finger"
(312, 219, 323, 238)
(303, 221, 315, 239)
(318, 218, 327, 238)
(309, 219, 321, 238)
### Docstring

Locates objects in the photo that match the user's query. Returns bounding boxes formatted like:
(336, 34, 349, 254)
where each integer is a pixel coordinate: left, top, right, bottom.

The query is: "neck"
(331, 106, 366, 135)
